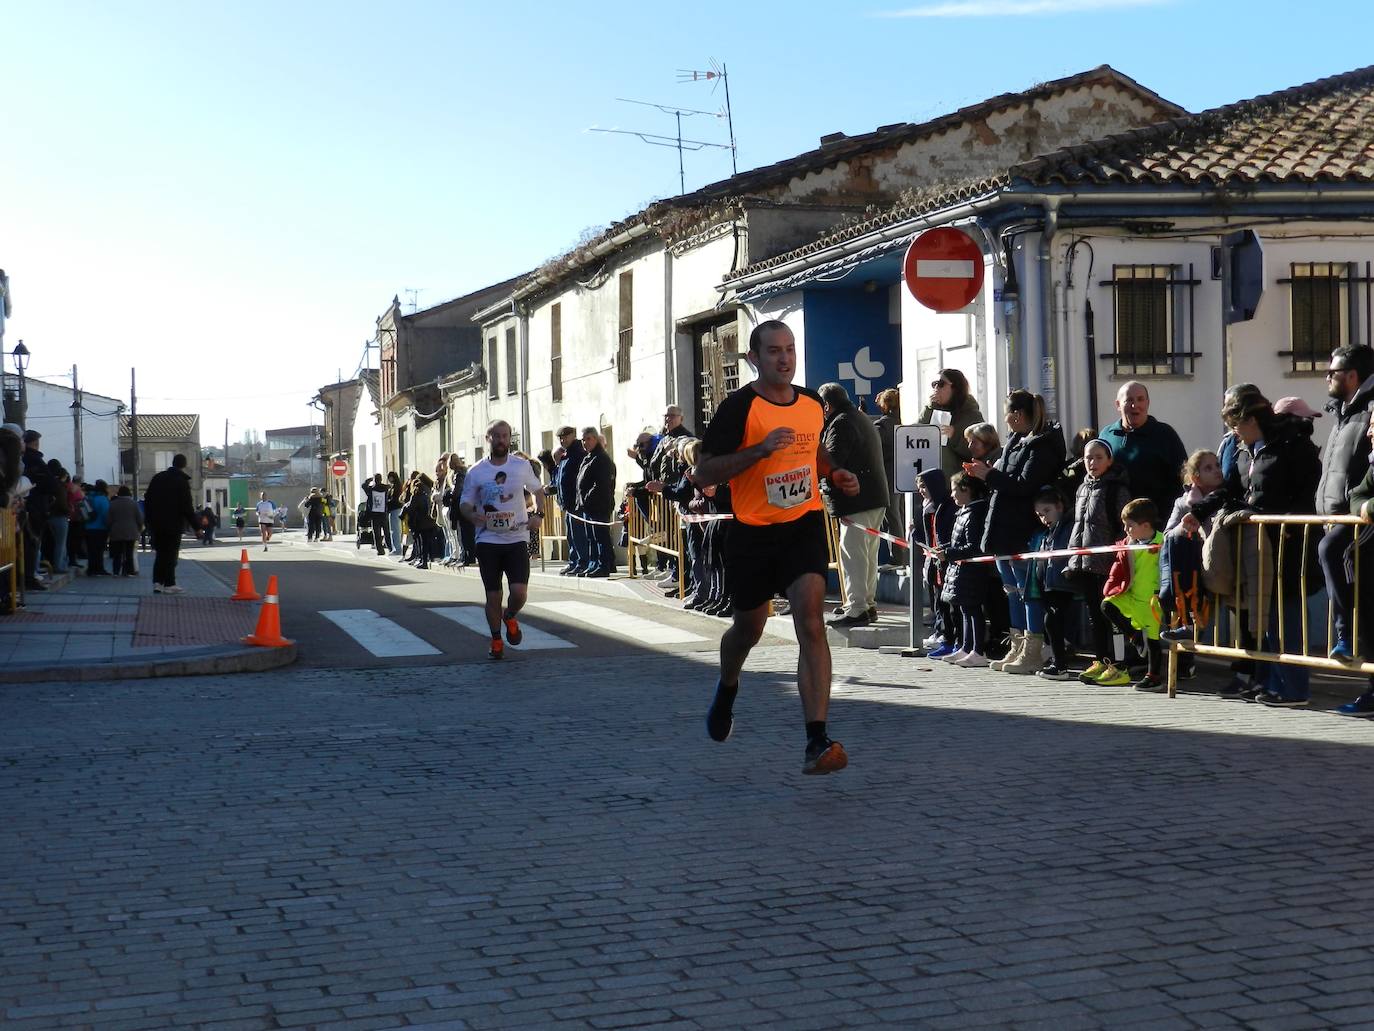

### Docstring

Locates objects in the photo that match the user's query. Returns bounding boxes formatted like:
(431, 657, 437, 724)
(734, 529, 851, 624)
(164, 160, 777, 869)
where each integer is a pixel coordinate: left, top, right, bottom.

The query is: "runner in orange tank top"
(696, 320, 860, 775)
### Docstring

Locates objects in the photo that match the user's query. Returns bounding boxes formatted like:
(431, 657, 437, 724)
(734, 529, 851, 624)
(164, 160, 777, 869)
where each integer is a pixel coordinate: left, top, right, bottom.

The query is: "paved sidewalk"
(0, 547, 296, 682)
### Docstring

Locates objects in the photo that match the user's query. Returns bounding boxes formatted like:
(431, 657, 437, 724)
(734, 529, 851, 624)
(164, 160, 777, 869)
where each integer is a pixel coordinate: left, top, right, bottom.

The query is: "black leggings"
(1079, 574, 1113, 661)
(959, 605, 986, 654)
(1042, 589, 1076, 668)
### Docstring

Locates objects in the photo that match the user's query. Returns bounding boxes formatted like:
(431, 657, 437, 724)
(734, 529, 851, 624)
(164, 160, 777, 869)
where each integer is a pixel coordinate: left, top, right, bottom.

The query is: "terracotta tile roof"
(119, 413, 200, 442)
(1015, 64, 1374, 187)
(727, 64, 1374, 285)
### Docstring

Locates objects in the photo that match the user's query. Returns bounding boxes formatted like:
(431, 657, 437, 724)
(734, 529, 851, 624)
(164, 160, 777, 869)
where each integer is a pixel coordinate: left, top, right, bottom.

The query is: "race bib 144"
(764, 467, 813, 509)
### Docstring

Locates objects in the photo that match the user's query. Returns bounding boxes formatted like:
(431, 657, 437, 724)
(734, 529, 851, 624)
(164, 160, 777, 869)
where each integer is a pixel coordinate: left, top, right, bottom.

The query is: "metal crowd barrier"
(624, 494, 847, 609)
(626, 493, 687, 599)
(1166, 512, 1372, 697)
(0, 507, 19, 614)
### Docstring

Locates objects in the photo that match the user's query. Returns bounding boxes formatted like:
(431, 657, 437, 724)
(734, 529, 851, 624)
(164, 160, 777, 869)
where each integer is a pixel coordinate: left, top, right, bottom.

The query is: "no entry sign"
(331, 459, 348, 478)
(903, 227, 985, 312)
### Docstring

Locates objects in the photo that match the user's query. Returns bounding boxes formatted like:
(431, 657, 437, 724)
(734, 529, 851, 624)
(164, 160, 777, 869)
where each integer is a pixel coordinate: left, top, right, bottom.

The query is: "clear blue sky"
(3, 0, 1371, 444)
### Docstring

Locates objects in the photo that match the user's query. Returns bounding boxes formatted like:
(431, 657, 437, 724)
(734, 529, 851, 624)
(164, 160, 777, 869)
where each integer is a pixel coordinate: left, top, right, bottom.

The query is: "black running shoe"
(803, 737, 848, 775)
(706, 682, 736, 741)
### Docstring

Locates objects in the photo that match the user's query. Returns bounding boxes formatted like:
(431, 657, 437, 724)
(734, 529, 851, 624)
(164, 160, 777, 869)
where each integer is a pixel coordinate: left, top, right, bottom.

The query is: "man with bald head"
(1099, 381, 1187, 519)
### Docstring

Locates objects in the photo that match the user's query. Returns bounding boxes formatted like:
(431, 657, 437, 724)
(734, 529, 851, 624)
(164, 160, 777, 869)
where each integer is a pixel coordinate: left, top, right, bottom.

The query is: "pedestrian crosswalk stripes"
(314, 602, 710, 658)
(320, 609, 442, 657)
(430, 606, 576, 650)
(524, 600, 708, 645)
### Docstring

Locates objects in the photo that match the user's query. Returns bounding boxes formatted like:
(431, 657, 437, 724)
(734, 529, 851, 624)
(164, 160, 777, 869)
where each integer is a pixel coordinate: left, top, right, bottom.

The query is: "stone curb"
(1, 642, 298, 684)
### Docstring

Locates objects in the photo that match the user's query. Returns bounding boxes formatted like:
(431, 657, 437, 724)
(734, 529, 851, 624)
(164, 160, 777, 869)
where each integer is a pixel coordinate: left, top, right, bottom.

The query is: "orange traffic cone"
(242, 575, 294, 648)
(231, 549, 261, 601)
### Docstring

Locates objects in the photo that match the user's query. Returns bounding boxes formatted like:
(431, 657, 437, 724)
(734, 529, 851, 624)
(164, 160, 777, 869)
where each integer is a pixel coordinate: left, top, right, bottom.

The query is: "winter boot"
(1002, 634, 1044, 675)
(989, 630, 1025, 672)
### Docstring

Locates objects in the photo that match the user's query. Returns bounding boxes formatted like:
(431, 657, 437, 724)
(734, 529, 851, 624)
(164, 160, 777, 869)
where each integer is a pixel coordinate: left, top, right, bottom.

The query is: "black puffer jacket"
(1239, 413, 1322, 595)
(1066, 462, 1132, 577)
(821, 398, 890, 517)
(981, 422, 1067, 557)
(1317, 375, 1374, 515)
(940, 497, 990, 607)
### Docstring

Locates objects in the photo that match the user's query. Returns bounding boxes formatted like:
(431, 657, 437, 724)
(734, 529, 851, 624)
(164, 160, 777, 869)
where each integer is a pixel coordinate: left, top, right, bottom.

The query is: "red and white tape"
(565, 511, 622, 528)
(837, 517, 1158, 564)
(680, 513, 736, 524)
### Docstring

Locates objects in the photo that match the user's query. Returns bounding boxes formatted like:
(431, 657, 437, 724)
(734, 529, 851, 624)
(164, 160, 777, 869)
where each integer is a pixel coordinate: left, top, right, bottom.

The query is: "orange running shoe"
(503, 616, 522, 646)
(488, 638, 504, 660)
(802, 738, 848, 776)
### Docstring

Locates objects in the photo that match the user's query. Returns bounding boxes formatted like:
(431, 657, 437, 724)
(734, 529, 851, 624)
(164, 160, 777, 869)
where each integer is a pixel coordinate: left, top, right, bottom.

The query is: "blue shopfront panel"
(801, 288, 902, 405)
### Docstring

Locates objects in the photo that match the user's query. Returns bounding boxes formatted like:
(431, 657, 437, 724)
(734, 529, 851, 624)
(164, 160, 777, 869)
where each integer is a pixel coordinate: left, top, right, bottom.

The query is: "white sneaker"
(941, 649, 970, 663)
(152, 585, 163, 594)
(922, 633, 943, 649)
(161, 585, 185, 595)
(953, 651, 990, 667)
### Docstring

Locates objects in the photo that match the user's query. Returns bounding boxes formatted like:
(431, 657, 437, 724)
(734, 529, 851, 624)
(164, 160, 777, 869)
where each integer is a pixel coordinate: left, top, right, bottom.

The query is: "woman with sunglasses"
(920, 369, 982, 478)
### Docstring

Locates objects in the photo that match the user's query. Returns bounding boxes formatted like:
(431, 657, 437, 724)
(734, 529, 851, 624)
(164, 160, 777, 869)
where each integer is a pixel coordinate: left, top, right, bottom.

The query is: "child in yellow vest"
(1102, 497, 1166, 692)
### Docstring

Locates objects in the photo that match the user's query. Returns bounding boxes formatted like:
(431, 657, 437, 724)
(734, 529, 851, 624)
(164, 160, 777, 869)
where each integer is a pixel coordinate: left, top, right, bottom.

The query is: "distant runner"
(460, 420, 545, 660)
(255, 493, 277, 551)
(695, 320, 860, 775)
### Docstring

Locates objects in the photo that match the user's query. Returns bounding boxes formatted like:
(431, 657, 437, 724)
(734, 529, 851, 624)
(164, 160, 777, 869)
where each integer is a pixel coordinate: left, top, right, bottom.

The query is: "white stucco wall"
(22, 378, 122, 484)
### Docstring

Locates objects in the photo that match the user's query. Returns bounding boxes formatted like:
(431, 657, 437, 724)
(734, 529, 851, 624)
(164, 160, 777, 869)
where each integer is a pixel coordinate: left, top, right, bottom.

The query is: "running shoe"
(706, 682, 735, 742)
(951, 651, 989, 668)
(927, 643, 958, 659)
(1160, 624, 1195, 643)
(1257, 692, 1308, 708)
(488, 639, 504, 660)
(802, 737, 848, 775)
(940, 649, 970, 663)
(1036, 664, 1079, 681)
(1133, 675, 1166, 693)
(504, 616, 522, 646)
(1078, 661, 1109, 684)
(1330, 639, 1357, 663)
(1095, 664, 1132, 687)
(1336, 693, 1374, 717)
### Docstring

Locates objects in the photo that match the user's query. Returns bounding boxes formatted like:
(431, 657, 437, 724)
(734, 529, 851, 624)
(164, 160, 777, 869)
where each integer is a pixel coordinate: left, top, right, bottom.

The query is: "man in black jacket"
(1317, 346, 1374, 660)
(819, 383, 890, 628)
(553, 426, 586, 575)
(144, 453, 198, 593)
(576, 428, 617, 576)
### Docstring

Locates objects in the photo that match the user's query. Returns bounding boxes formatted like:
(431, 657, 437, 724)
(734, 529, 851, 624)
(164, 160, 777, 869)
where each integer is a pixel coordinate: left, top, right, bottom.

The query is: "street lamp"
(4, 339, 29, 428)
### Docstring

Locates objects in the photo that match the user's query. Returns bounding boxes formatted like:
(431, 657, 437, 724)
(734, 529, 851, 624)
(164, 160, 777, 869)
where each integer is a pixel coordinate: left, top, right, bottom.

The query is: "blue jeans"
(1258, 592, 1310, 700)
(587, 516, 616, 573)
(387, 510, 402, 554)
(565, 511, 588, 569)
(997, 557, 1044, 634)
(46, 515, 69, 572)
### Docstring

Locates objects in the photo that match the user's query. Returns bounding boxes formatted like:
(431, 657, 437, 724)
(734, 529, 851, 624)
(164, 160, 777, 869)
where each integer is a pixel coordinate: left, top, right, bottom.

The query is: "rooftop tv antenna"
(404, 288, 424, 314)
(677, 59, 737, 175)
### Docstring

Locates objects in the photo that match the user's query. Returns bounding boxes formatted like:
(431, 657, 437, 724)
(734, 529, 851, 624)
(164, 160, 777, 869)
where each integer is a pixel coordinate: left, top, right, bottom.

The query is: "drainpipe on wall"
(1037, 197, 1062, 418)
(664, 248, 675, 406)
(516, 300, 531, 454)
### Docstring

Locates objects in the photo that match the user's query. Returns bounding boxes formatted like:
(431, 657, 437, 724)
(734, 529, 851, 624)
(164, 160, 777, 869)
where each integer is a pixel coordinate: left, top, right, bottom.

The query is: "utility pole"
(130, 368, 139, 497)
(224, 418, 230, 477)
(71, 363, 84, 482)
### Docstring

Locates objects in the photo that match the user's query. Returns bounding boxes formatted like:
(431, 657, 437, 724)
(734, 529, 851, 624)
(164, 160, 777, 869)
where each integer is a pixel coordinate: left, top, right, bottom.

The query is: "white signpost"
(894, 424, 942, 493)
(885, 423, 943, 657)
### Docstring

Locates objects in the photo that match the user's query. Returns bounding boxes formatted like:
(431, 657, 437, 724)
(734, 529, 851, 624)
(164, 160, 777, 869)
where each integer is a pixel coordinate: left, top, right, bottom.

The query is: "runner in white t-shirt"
(255, 493, 277, 551)
(459, 420, 545, 660)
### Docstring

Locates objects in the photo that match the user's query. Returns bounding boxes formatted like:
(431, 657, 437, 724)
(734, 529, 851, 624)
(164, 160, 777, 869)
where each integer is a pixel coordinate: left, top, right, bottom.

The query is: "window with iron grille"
(1281, 262, 1352, 373)
(505, 327, 517, 395)
(550, 303, 562, 402)
(1101, 264, 1199, 376)
(617, 271, 633, 383)
(486, 336, 499, 400)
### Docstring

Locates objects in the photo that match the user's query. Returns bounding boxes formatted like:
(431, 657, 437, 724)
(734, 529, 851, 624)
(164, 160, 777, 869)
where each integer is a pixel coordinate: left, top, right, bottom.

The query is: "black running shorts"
(726, 510, 829, 612)
(476, 542, 531, 592)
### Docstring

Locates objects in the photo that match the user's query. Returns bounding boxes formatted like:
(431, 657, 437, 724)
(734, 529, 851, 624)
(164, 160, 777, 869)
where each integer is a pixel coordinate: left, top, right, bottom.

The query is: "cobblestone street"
(6, 648, 1374, 1029)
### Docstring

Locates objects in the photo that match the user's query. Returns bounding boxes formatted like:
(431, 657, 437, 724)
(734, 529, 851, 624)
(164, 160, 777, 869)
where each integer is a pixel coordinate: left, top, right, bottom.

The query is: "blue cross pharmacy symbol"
(836, 346, 885, 397)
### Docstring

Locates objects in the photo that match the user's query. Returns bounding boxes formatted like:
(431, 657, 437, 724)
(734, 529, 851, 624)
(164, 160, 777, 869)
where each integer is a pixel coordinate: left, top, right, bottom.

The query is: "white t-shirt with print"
(461, 457, 544, 546)
(255, 500, 276, 524)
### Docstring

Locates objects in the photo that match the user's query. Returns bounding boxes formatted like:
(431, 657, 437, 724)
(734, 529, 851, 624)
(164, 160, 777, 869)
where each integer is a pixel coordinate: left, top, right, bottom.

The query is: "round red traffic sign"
(903, 227, 985, 312)
(331, 459, 348, 478)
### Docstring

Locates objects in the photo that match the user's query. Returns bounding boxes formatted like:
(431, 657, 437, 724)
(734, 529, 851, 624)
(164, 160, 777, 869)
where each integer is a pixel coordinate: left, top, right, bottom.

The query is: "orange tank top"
(702, 385, 824, 527)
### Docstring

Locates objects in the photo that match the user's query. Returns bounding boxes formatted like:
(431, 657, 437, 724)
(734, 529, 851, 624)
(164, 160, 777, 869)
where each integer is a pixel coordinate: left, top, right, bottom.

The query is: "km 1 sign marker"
(903, 227, 985, 313)
(894, 424, 942, 493)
